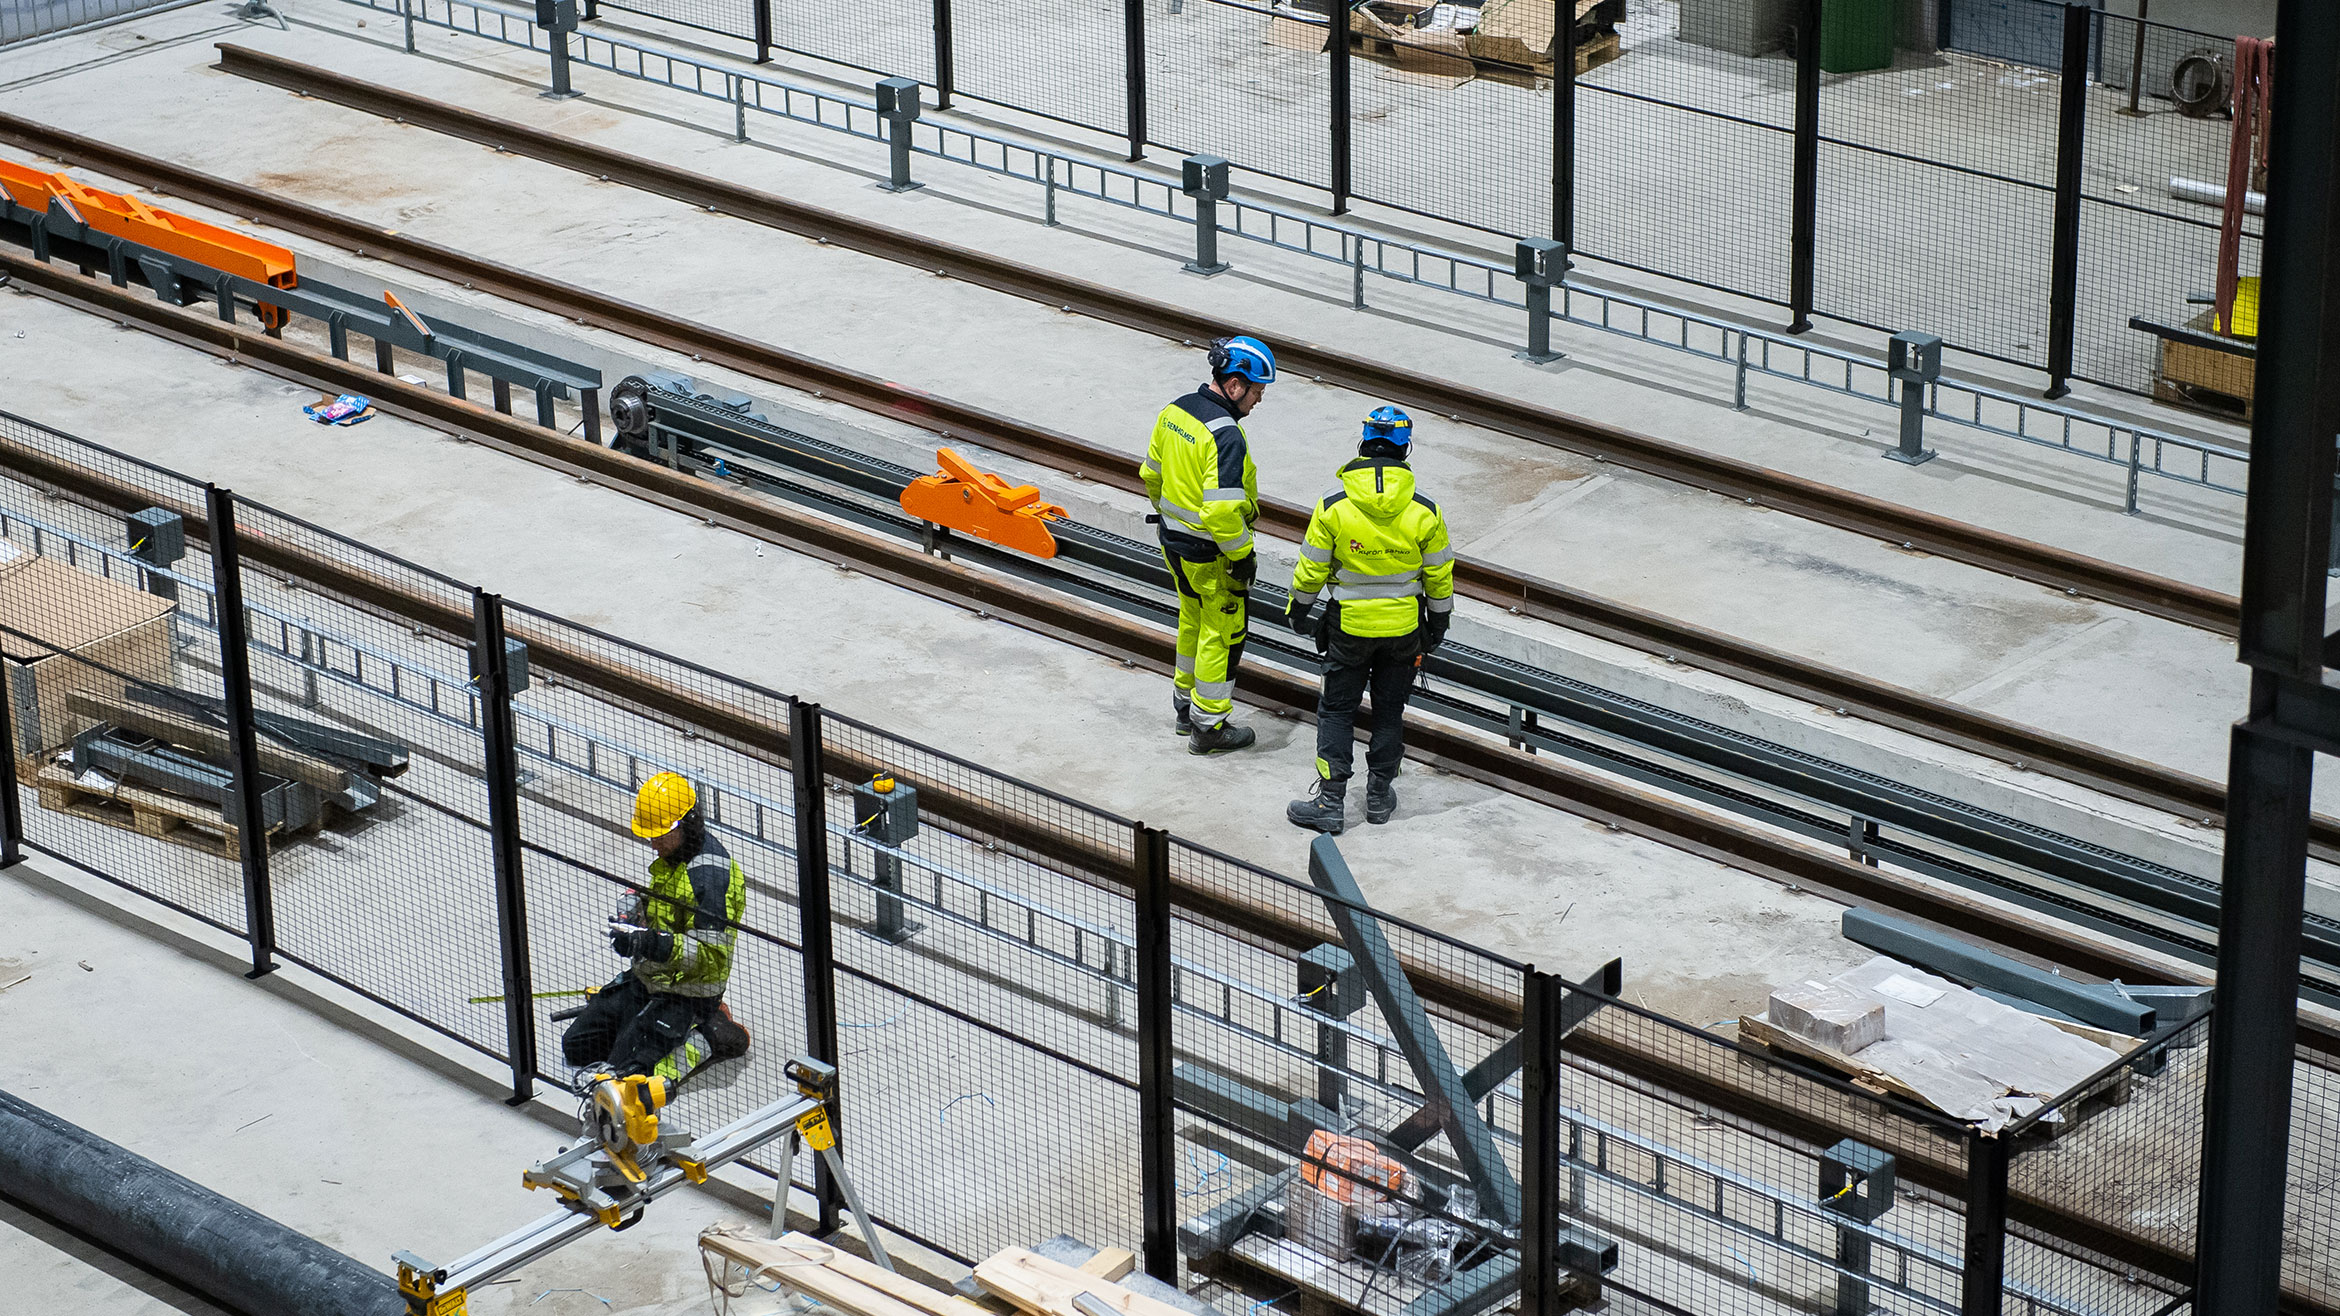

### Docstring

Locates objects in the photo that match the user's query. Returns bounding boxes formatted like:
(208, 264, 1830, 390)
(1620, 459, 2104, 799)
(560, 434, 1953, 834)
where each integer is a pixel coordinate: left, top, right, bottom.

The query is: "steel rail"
(0, 112, 2302, 868)
(200, 43, 2241, 638)
(8, 257, 2317, 1305)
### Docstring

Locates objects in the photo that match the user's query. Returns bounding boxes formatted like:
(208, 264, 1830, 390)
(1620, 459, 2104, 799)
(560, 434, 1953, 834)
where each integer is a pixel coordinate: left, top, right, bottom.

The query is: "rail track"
(1, 106, 2316, 877)
(14, 251, 2337, 1311)
(188, 43, 2240, 637)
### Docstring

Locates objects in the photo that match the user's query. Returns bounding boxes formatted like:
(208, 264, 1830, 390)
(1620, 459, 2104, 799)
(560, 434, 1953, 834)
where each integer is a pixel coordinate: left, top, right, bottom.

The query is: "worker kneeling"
(1285, 407, 1455, 833)
(562, 772, 752, 1089)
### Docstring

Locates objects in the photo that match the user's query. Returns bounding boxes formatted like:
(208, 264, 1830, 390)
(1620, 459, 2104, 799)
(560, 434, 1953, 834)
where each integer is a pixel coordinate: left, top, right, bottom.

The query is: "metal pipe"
(2169, 175, 2267, 216)
(0, 1089, 404, 1316)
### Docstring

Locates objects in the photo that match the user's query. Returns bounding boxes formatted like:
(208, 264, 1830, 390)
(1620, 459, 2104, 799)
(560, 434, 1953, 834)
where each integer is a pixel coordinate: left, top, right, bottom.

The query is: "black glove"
(1227, 553, 1257, 586)
(1421, 611, 1451, 656)
(609, 924, 675, 961)
(1286, 597, 1317, 636)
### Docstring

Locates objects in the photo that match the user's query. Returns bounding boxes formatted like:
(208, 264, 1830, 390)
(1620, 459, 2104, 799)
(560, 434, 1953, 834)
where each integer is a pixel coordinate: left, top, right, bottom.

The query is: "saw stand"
(396, 1054, 891, 1315)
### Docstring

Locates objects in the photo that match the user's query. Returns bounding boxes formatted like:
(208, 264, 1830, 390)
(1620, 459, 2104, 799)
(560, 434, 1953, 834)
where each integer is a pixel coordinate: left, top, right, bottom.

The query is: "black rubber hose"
(0, 1088, 405, 1316)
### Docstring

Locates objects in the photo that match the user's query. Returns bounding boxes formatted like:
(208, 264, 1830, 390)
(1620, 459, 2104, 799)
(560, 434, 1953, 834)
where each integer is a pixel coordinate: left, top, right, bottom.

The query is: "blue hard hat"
(1362, 405, 1413, 448)
(1208, 335, 1277, 385)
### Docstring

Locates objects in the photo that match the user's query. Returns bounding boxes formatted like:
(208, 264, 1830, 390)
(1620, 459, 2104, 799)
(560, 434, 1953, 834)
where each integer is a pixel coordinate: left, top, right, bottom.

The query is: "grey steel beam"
(1840, 909, 2154, 1034)
(1387, 957, 1620, 1152)
(1308, 836, 1519, 1226)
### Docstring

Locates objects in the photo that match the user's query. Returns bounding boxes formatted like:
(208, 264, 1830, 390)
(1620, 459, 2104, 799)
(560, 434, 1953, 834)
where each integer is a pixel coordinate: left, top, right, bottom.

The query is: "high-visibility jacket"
(1141, 389, 1258, 564)
(1290, 457, 1455, 638)
(633, 833, 746, 997)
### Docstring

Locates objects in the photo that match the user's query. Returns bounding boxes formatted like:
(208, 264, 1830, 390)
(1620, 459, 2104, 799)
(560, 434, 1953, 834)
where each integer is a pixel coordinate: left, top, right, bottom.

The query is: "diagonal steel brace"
(1385, 958, 1620, 1153)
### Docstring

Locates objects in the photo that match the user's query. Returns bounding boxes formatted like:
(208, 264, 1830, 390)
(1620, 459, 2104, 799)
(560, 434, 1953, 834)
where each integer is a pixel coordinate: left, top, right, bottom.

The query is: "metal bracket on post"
(1819, 1139, 1895, 1316)
(1514, 237, 1567, 364)
(849, 774, 923, 944)
(1297, 944, 1361, 1114)
(125, 507, 185, 605)
(1884, 332, 1942, 465)
(1181, 155, 1230, 277)
(205, 487, 277, 981)
(536, 0, 583, 100)
(875, 79, 925, 193)
(472, 591, 539, 1107)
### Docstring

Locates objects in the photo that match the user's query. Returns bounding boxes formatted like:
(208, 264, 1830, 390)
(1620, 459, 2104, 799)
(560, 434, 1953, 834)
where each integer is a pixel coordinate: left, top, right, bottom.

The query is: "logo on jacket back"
(1347, 538, 1400, 558)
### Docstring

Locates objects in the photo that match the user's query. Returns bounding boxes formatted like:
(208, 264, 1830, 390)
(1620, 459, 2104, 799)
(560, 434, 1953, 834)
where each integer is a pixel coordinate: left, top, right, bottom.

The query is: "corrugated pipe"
(0, 1089, 405, 1316)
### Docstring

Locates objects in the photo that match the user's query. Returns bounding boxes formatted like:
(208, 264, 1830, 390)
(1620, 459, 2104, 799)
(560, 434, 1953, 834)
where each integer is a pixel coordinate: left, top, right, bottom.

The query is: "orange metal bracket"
(898, 448, 1064, 559)
(1, 156, 297, 327)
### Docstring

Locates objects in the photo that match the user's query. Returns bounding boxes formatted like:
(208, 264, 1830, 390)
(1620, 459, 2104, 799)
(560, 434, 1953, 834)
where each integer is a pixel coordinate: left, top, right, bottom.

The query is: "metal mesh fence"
(596, 0, 760, 44)
(1346, 15, 1549, 239)
(1144, 0, 1331, 188)
(15, 410, 2335, 1312)
(0, 0, 194, 44)
(948, 0, 1125, 135)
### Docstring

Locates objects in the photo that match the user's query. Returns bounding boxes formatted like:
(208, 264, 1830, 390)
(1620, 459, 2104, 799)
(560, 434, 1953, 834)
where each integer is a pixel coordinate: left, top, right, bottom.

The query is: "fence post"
(932, 0, 955, 109)
(472, 590, 538, 1106)
(1514, 238, 1567, 363)
(1133, 824, 1177, 1283)
(536, 0, 583, 100)
(2044, 1, 2091, 398)
(876, 79, 925, 193)
(1122, 0, 1147, 161)
(402, 0, 416, 53)
(1182, 155, 1231, 276)
(1517, 967, 1561, 1316)
(753, 0, 773, 64)
(1960, 1132, 2009, 1316)
(1329, 7, 1351, 214)
(1550, 0, 1575, 246)
(205, 487, 277, 981)
(790, 698, 845, 1235)
(0, 634, 22, 868)
(1788, 0, 1821, 333)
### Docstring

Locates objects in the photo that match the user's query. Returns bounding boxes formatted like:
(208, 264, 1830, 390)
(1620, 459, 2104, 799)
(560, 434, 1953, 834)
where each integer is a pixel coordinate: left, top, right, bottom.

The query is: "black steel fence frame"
(0, 407, 2243, 1312)
(576, 0, 2252, 399)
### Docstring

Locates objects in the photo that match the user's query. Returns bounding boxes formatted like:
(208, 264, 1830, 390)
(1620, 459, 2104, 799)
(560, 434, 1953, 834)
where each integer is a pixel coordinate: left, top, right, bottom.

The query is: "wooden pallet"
(1737, 1013, 2136, 1138)
(33, 765, 270, 858)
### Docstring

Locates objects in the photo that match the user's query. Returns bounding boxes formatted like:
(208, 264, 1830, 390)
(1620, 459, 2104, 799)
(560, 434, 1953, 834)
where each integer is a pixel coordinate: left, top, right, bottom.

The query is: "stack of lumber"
(974, 1247, 1184, 1316)
(698, 1233, 1151, 1316)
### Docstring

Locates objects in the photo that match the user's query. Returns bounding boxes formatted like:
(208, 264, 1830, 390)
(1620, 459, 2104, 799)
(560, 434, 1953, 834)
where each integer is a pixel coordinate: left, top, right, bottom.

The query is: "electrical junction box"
(1297, 943, 1364, 1018)
(1889, 331, 1944, 384)
(1181, 155, 1230, 200)
(875, 77, 923, 121)
(124, 507, 185, 567)
(1819, 1138, 1897, 1224)
(850, 776, 919, 844)
(1514, 237, 1567, 285)
(535, 0, 577, 28)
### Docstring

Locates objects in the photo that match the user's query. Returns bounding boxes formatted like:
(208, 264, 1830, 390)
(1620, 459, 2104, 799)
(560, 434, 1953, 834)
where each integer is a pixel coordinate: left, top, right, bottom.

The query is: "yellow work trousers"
(1165, 552, 1247, 725)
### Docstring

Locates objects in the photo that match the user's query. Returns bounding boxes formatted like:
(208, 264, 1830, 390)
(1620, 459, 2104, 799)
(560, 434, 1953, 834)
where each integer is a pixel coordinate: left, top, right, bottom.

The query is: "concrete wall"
(2102, 0, 2277, 41)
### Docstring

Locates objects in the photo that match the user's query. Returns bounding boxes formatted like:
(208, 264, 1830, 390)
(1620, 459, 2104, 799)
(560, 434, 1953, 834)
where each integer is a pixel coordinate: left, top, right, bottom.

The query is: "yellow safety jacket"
(1141, 389, 1258, 564)
(632, 834, 745, 998)
(1290, 458, 1455, 638)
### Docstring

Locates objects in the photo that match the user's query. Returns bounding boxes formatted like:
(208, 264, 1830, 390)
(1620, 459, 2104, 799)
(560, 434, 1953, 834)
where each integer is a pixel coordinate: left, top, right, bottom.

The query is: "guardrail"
(334, 0, 2246, 520)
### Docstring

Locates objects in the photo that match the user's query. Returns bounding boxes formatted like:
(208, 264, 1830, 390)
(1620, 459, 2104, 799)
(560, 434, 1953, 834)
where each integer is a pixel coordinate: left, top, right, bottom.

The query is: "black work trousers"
(1314, 628, 1421, 784)
(560, 972, 744, 1079)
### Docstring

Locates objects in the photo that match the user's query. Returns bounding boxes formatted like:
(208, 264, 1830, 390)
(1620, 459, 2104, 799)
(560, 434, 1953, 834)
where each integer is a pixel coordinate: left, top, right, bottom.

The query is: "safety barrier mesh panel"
(820, 712, 1144, 1263)
(232, 496, 509, 1058)
(2073, 12, 2261, 401)
(1572, 1, 1793, 302)
(770, 0, 936, 84)
(599, 0, 759, 43)
(1349, 33, 1549, 239)
(1145, 0, 1331, 188)
(0, 0, 189, 44)
(949, 0, 1125, 135)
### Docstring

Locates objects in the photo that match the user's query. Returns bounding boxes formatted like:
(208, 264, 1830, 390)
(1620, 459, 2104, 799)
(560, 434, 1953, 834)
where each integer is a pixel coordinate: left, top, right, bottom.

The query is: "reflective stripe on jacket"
(634, 833, 746, 997)
(1141, 389, 1258, 563)
(1289, 457, 1455, 638)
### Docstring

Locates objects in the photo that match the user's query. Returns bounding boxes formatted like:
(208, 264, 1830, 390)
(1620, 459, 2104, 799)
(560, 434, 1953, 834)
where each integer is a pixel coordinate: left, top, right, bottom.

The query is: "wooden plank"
(33, 765, 247, 857)
(974, 1249, 1191, 1316)
(1077, 1249, 1136, 1282)
(68, 689, 352, 794)
(701, 1233, 943, 1316)
(777, 1233, 994, 1316)
(1737, 1014, 1932, 1107)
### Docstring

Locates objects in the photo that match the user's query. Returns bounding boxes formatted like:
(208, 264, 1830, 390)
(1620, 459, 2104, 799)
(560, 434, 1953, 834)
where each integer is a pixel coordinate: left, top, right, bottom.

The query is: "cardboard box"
(0, 554, 177, 778)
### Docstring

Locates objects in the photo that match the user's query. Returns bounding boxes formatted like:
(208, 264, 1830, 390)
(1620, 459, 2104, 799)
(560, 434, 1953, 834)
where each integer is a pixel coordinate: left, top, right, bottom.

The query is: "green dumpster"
(1820, 0, 1894, 72)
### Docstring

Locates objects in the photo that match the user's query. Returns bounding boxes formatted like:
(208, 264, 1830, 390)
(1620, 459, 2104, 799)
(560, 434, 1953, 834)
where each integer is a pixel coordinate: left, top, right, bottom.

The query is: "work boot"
(1365, 770, 1398, 825)
(1286, 779, 1347, 834)
(1188, 718, 1257, 756)
(1172, 693, 1195, 737)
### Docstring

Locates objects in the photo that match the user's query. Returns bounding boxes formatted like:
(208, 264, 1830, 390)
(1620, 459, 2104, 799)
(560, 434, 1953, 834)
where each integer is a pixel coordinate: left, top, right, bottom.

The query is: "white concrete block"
(1769, 979, 1888, 1053)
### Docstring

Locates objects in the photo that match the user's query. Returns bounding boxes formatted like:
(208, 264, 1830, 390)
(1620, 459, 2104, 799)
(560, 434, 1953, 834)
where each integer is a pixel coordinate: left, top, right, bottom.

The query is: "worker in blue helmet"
(1284, 405, 1455, 832)
(1140, 335, 1276, 754)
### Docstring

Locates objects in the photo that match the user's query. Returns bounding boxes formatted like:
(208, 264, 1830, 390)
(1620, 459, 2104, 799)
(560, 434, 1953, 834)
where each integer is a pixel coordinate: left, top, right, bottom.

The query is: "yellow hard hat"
(631, 772, 697, 838)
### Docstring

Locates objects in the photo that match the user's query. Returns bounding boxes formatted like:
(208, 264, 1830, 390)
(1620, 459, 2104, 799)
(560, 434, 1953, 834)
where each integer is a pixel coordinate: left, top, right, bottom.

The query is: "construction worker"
(1284, 406, 1455, 833)
(561, 772, 752, 1087)
(1141, 335, 1275, 754)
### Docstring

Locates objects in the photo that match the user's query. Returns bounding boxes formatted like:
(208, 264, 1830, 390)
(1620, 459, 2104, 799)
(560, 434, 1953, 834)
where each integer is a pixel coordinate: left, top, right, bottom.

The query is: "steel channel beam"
(0, 112, 2290, 858)
(194, 44, 2239, 636)
(6, 267, 2318, 1305)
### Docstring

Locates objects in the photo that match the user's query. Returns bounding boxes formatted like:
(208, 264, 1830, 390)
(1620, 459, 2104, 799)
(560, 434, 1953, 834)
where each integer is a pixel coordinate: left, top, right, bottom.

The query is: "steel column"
(753, 0, 773, 64)
(1788, 0, 1821, 333)
(2044, 2, 2090, 397)
(473, 590, 538, 1106)
(2197, 7, 2340, 1305)
(205, 487, 276, 980)
(1959, 1132, 2009, 1316)
(1551, 0, 1575, 246)
(1329, 8, 1351, 214)
(0, 632, 21, 868)
(789, 698, 845, 1235)
(1133, 824, 1178, 1282)
(1517, 968, 1561, 1316)
(931, 0, 955, 108)
(1122, 0, 1147, 161)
